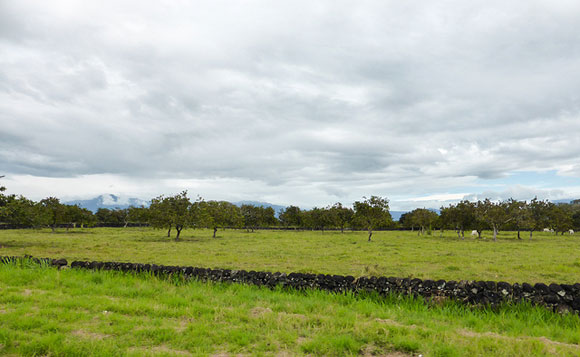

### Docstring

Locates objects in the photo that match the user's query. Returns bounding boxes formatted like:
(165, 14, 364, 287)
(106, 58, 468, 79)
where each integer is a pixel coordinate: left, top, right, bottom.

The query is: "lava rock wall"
(2, 255, 579, 314)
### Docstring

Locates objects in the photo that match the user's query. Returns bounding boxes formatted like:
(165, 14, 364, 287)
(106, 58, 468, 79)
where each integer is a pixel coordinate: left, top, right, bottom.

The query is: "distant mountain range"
(65, 195, 454, 220)
(64, 195, 287, 215)
(231, 200, 286, 217)
(61, 195, 578, 219)
(390, 211, 407, 221)
(64, 194, 149, 212)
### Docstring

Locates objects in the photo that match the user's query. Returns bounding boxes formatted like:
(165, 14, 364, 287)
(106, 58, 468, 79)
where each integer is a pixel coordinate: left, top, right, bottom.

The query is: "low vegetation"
(1, 261, 579, 356)
(1, 228, 579, 284)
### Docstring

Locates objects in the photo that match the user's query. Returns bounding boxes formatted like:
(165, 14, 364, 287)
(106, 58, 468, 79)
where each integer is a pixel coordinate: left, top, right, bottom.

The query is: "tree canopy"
(353, 196, 392, 241)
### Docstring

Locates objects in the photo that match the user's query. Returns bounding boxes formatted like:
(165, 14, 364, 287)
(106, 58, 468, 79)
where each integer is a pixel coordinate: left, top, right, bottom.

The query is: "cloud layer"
(1, 1, 580, 208)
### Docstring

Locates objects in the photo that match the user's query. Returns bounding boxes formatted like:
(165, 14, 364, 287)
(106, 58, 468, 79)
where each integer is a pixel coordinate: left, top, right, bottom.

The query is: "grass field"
(1, 261, 579, 356)
(0, 227, 579, 284)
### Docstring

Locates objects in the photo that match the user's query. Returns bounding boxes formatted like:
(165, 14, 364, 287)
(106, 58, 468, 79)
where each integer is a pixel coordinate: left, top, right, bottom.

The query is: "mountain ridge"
(64, 194, 149, 213)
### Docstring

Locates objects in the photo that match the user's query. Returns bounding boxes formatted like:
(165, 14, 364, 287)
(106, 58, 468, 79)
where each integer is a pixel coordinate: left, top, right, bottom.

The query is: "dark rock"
(543, 294, 560, 304)
(497, 282, 512, 296)
(4, 255, 580, 315)
(522, 283, 534, 293)
(51, 258, 67, 267)
(534, 283, 550, 294)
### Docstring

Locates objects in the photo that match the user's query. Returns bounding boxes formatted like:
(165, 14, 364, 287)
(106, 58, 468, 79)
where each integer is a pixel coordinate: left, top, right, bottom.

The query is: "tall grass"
(1, 261, 579, 356)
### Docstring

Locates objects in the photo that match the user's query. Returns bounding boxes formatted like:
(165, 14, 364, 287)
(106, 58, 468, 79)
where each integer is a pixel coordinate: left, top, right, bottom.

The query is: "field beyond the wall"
(0, 227, 579, 284)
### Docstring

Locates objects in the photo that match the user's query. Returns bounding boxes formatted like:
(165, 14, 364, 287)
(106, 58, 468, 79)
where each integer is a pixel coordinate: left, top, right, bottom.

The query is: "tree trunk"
(493, 226, 498, 241)
(477, 230, 482, 239)
(52, 225, 56, 233)
(175, 226, 182, 241)
(167, 226, 171, 238)
(529, 230, 533, 240)
(368, 228, 372, 242)
(341, 226, 344, 233)
(517, 228, 521, 240)
(213, 227, 217, 238)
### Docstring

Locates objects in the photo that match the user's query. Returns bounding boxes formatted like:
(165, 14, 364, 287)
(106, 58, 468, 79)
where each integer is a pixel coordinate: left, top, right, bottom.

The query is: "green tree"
(1, 196, 36, 227)
(440, 201, 475, 239)
(241, 205, 277, 232)
(77, 207, 96, 228)
(95, 208, 111, 225)
(353, 196, 392, 242)
(63, 205, 85, 231)
(149, 191, 193, 240)
(279, 205, 302, 228)
(505, 199, 531, 239)
(149, 196, 173, 237)
(476, 199, 512, 241)
(329, 202, 354, 233)
(258, 206, 277, 227)
(200, 200, 243, 238)
(407, 208, 439, 236)
(548, 204, 573, 235)
(528, 197, 551, 239)
(572, 209, 580, 231)
(472, 200, 491, 239)
(241, 204, 260, 232)
(398, 211, 415, 231)
(39, 197, 66, 233)
(305, 207, 333, 232)
(127, 206, 150, 226)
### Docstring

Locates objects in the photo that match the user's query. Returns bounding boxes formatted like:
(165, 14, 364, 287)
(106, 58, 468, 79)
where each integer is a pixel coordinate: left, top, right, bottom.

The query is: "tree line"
(148, 192, 391, 241)
(400, 198, 580, 240)
(0, 183, 392, 241)
(1, 178, 579, 241)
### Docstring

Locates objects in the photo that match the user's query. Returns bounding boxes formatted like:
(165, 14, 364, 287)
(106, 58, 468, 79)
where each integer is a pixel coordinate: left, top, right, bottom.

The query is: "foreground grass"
(1, 228, 579, 284)
(0, 263, 579, 356)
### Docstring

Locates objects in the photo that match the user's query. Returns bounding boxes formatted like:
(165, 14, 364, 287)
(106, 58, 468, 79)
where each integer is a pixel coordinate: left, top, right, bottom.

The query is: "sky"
(1, 0, 580, 211)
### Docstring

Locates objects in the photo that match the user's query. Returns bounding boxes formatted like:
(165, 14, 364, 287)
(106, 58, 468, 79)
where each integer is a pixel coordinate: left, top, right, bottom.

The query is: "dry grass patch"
(249, 306, 272, 317)
(70, 329, 110, 340)
(277, 311, 307, 320)
(375, 318, 419, 330)
(129, 345, 193, 356)
(458, 329, 580, 354)
(361, 345, 412, 356)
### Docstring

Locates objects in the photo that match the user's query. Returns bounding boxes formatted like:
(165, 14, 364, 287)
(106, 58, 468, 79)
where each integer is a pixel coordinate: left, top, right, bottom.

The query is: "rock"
(556, 304, 571, 314)
(543, 294, 560, 304)
(4, 255, 580, 315)
(51, 258, 68, 267)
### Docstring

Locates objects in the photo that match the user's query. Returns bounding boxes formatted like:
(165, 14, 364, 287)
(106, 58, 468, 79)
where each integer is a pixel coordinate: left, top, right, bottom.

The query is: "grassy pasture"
(1, 262, 579, 356)
(0, 228, 579, 284)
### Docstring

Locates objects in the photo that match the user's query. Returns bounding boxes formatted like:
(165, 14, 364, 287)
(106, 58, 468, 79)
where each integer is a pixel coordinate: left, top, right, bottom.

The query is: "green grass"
(0, 262, 579, 356)
(1, 227, 579, 284)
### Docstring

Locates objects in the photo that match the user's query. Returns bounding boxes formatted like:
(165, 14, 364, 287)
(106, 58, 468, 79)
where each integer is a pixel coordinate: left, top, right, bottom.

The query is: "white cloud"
(1, 1, 580, 208)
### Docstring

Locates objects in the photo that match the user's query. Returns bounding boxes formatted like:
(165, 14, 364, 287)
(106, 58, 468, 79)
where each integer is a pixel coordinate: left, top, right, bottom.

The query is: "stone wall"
(2, 255, 579, 314)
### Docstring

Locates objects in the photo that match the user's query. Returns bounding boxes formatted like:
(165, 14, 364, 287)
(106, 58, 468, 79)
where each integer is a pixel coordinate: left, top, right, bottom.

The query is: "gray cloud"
(1, 1, 580, 207)
(462, 186, 570, 203)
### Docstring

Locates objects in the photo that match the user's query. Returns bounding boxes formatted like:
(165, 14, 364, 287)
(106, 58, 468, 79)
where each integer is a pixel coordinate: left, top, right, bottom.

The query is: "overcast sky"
(1, 0, 580, 210)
